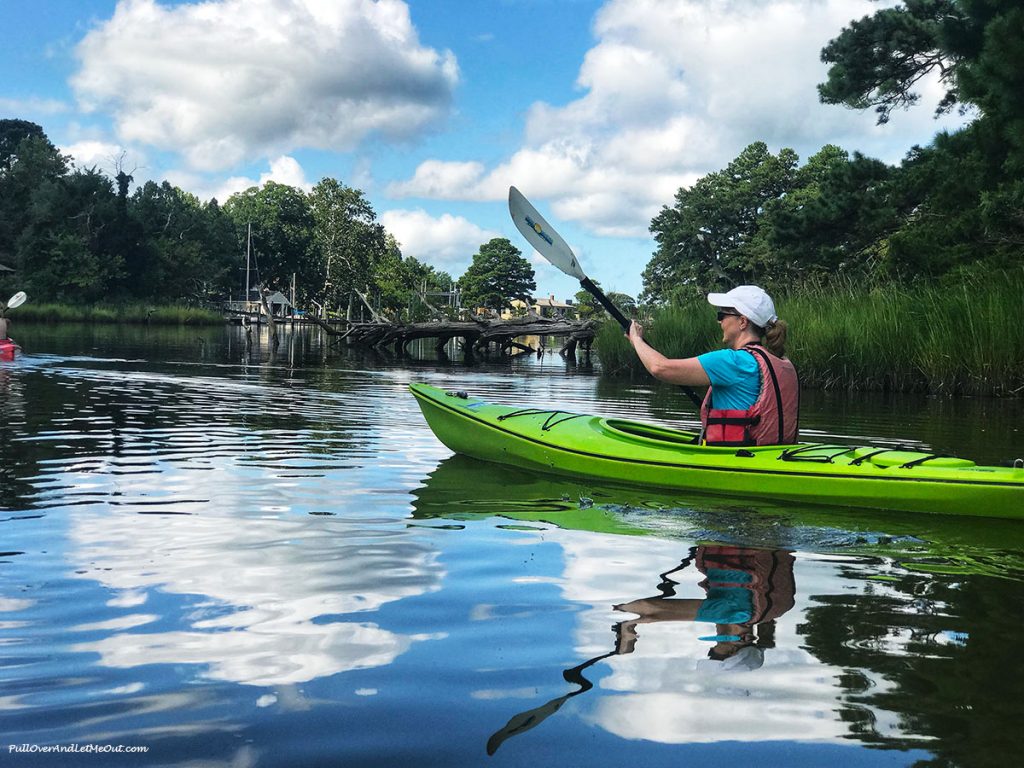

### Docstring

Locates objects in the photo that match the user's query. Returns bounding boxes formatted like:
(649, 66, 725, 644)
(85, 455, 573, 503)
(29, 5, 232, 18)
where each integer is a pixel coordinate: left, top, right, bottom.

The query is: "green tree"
(0, 120, 69, 276)
(129, 181, 237, 302)
(884, 124, 1020, 275)
(370, 234, 408, 317)
(769, 148, 902, 276)
(574, 284, 635, 319)
(0, 119, 59, 173)
(17, 168, 125, 302)
(459, 238, 536, 311)
(819, 0, 1024, 270)
(818, 0, 961, 124)
(200, 198, 243, 299)
(644, 142, 798, 303)
(820, 0, 1024, 137)
(308, 178, 387, 309)
(371, 236, 453, 320)
(224, 182, 314, 300)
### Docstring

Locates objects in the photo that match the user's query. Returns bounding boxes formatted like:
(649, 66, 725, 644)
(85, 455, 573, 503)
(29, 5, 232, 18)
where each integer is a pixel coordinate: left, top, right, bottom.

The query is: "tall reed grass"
(10, 303, 224, 325)
(596, 270, 1024, 396)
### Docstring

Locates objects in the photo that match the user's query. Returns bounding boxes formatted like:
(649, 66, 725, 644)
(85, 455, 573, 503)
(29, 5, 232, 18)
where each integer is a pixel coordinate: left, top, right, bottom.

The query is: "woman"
(626, 285, 799, 446)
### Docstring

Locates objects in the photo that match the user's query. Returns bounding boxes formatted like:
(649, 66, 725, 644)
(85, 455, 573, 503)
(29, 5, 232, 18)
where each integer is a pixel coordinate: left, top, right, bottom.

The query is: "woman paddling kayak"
(626, 285, 799, 447)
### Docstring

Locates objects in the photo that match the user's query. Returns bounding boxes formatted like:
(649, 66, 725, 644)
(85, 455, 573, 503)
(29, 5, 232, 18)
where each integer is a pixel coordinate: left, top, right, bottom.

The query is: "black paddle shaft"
(578, 277, 703, 409)
(579, 276, 630, 330)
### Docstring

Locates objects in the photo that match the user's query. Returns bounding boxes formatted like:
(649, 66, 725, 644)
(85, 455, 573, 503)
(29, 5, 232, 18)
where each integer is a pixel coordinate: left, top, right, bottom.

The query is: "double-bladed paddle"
(508, 186, 631, 330)
(2, 291, 26, 314)
(507, 187, 702, 408)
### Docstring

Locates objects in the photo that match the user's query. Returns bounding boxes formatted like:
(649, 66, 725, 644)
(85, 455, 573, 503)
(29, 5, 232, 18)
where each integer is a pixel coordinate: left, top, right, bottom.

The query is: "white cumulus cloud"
(386, 160, 486, 199)
(166, 155, 313, 203)
(72, 0, 459, 170)
(379, 208, 500, 271)
(389, 0, 969, 237)
(61, 139, 131, 175)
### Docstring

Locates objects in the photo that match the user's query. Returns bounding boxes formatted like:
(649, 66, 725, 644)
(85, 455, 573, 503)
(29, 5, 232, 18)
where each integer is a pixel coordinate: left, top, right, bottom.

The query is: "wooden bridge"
(308, 315, 597, 360)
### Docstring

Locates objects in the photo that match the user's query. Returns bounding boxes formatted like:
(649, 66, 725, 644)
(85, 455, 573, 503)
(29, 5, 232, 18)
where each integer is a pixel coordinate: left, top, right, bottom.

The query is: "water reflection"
(4, 329, 1024, 766)
(412, 457, 1024, 762)
(0, 364, 30, 507)
(413, 455, 1024, 579)
(615, 545, 796, 670)
(482, 528, 941, 754)
(67, 509, 444, 687)
(488, 544, 799, 753)
(2, 347, 449, 695)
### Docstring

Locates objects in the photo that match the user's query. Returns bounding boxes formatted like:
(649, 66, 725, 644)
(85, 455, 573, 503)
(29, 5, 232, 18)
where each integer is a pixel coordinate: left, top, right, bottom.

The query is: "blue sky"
(1, 0, 968, 299)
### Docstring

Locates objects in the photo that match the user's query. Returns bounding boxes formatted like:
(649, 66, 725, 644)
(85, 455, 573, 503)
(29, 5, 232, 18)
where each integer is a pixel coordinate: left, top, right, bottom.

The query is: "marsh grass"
(11, 303, 223, 325)
(596, 270, 1024, 396)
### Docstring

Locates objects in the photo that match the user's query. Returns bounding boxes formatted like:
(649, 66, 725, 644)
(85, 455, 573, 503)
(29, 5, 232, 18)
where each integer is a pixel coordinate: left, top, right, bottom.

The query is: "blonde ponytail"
(762, 319, 788, 358)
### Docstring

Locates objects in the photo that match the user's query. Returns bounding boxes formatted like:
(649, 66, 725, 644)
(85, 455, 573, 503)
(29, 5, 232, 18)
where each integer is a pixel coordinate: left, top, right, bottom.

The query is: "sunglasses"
(716, 310, 741, 322)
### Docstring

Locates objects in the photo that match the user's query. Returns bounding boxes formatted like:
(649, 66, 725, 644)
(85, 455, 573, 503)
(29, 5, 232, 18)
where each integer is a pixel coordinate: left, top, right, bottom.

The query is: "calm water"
(2, 323, 1023, 768)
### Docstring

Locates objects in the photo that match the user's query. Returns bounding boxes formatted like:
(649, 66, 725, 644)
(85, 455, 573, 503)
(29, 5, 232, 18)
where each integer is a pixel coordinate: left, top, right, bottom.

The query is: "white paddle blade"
(508, 187, 586, 281)
(6, 291, 26, 310)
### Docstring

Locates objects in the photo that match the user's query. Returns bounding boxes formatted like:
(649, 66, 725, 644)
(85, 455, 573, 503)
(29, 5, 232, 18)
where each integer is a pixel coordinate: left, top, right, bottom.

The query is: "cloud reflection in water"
(68, 510, 444, 687)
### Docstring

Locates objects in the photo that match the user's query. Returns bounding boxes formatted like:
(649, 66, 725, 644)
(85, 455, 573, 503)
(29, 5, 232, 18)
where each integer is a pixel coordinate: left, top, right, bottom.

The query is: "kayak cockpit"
(599, 418, 700, 446)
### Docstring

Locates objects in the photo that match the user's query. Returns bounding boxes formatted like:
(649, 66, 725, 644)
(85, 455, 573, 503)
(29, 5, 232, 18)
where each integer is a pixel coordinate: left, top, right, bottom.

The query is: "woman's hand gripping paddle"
(508, 187, 702, 408)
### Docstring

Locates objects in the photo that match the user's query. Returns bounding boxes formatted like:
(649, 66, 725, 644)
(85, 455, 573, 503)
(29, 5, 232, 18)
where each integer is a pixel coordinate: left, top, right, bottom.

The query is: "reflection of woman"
(614, 545, 796, 671)
(487, 545, 797, 754)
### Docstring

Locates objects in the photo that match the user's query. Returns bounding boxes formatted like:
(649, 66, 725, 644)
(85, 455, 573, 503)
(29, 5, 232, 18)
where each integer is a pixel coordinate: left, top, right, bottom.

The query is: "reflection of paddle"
(508, 187, 702, 408)
(485, 552, 699, 755)
(486, 648, 617, 756)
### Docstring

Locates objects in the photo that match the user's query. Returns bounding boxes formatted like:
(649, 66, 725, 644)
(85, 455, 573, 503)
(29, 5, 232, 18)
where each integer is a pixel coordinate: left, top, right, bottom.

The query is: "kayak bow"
(410, 383, 1024, 519)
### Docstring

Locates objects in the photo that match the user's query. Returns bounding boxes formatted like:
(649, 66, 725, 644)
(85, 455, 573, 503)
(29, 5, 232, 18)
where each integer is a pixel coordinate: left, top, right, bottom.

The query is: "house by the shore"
(500, 294, 577, 320)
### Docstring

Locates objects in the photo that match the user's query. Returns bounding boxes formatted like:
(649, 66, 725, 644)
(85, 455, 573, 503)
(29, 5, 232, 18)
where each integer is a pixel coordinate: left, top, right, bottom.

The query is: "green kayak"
(410, 383, 1024, 519)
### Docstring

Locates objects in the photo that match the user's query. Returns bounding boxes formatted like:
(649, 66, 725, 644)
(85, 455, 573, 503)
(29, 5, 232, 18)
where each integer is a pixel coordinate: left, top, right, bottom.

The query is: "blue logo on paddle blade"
(524, 215, 553, 245)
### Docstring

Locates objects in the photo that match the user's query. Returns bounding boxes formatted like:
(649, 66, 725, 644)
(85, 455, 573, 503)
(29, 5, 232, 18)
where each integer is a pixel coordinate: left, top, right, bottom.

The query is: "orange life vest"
(700, 343, 799, 446)
(695, 545, 796, 625)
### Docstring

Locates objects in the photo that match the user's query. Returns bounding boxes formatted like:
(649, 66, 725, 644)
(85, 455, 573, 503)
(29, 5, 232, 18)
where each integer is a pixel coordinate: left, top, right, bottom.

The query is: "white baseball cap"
(707, 285, 778, 328)
(695, 645, 765, 674)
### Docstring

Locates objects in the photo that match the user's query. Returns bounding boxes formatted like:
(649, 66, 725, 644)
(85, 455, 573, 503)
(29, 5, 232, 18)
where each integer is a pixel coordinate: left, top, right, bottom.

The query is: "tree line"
(0, 119, 538, 319)
(643, 0, 1024, 303)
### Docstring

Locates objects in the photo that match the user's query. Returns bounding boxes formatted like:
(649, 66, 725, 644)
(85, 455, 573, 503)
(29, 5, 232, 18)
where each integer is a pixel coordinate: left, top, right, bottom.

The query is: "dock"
(308, 315, 596, 359)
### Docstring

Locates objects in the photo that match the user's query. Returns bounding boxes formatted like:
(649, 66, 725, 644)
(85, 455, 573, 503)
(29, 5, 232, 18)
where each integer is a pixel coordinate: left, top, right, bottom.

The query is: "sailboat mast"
(245, 222, 252, 304)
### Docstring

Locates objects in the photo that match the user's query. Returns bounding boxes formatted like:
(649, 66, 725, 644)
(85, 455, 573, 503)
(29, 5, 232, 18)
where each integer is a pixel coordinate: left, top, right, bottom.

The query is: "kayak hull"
(410, 383, 1024, 519)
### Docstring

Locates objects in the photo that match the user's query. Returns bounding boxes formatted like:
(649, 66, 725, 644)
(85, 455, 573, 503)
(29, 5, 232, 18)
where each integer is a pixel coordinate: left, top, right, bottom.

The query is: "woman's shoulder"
(697, 348, 759, 384)
(700, 348, 758, 368)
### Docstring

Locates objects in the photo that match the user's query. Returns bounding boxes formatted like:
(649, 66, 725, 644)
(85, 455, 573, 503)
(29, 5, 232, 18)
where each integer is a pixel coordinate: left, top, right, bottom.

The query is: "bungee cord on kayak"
(496, 408, 586, 431)
(775, 444, 951, 468)
(776, 445, 860, 463)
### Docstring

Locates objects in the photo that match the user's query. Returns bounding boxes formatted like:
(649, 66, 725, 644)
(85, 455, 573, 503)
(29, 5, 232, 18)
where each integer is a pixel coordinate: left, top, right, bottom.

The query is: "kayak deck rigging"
(496, 408, 587, 431)
(776, 444, 954, 469)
